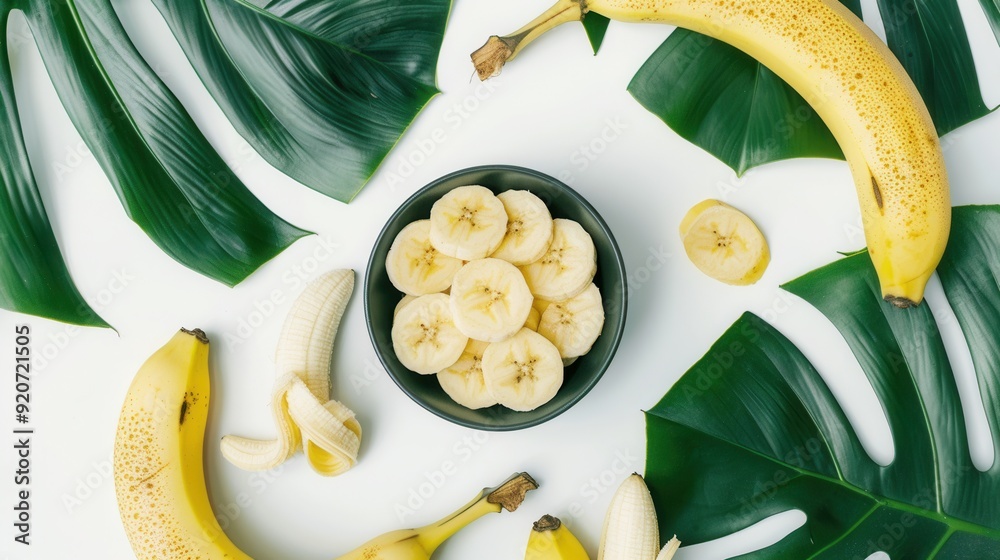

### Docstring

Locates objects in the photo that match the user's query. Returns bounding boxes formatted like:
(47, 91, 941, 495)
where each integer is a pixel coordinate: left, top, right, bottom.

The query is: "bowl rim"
(364, 164, 628, 431)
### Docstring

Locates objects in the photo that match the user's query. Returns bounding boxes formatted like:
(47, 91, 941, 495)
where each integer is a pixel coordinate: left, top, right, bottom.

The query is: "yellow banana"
(114, 329, 251, 559)
(336, 473, 538, 560)
(115, 330, 537, 560)
(473, 0, 951, 307)
(525, 515, 591, 560)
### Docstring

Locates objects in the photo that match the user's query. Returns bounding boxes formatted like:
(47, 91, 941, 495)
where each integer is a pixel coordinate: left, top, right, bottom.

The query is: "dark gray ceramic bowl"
(365, 165, 627, 430)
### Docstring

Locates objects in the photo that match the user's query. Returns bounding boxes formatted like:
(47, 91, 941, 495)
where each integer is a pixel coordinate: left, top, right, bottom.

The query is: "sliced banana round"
(438, 340, 497, 410)
(394, 294, 418, 318)
(386, 220, 464, 296)
(450, 258, 533, 342)
(430, 185, 508, 260)
(490, 190, 554, 266)
(482, 328, 563, 412)
(680, 199, 770, 286)
(538, 283, 605, 359)
(520, 219, 596, 302)
(392, 294, 468, 375)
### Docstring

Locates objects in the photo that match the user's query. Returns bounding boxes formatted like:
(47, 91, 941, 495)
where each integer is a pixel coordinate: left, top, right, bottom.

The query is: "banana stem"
(417, 472, 538, 551)
(472, 0, 585, 80)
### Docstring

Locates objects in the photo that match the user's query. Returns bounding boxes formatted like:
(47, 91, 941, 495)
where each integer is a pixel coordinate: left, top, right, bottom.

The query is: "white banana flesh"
(656, 536, 681, 560)
(392, 293, 469, 374)
(598, 474, 660, 560)
(679, 200, 770, 286)
(520, 219, 597, 302)
(538, 283, 605, 358)
(482, 328, 564, 411)
(438, 339, 498, 409)
(386, 220, 464, 296)
(491, 190, 555, 265)
(450, 258, 534, 342)
(221, 269, 362, 476)
(430, 185, 509, 260)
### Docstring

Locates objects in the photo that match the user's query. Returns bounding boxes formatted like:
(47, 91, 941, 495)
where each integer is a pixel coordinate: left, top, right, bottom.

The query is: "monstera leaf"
(645, 205, 1000, 558)
(1, 0, 448, 326)
(629, 0, 996, 175)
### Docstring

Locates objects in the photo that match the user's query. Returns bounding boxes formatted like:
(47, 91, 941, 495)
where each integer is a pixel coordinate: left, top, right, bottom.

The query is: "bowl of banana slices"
(365, 165, 627, 430)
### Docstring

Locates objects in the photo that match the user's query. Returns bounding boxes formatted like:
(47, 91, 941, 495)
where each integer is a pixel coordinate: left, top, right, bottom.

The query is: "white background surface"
(3, 0, 1000, 558)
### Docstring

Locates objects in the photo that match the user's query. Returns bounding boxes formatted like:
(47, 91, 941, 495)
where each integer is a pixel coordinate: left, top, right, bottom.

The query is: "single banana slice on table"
(538, 283, 605, 359)
(482, 328, 563, 411)
(680, 200, 769, 286)
(491, 190, 554, 265)
(438, 339, 498, 409)
(393, 293, 469, 374)
(387, 219, 464, 296)
(430, 185, 508, 260)
(221, 269, 362, 476)
(520, 219, 597, 302)
(394, 294, 418, 318)
(450, 258, 534, 342)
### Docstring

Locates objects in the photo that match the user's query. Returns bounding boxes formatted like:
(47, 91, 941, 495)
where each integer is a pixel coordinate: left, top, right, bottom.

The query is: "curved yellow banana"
(525, 515, 591, 560)
(336, 473, 538, 560)
(473, 0, 950, 307)
(114, 329, 251, 559)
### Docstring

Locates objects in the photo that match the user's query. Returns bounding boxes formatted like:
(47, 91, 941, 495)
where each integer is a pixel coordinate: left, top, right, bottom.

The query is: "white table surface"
(4, 0, 1000, 558)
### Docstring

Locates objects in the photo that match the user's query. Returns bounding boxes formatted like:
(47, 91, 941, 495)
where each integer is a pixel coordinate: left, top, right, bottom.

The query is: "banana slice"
(430, 185, 508, 260)
(482, 329, 563, 411)
(392, 294, 469, 375)
(450, 258, 533, 342)
(438, 340, 498, 410)
(520, 219, 596, 302)
(680, 200, 770, 286)
(524, 306, 541, 331)
(394, 294, 418, 318)
(490, 190, 554, 265)
(538, 283, 605, 359)
(386, 220, 464, 296)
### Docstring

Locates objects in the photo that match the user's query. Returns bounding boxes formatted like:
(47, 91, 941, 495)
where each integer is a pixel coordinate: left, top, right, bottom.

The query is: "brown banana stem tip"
(471, 0, 586, 80)
(532, 514, 562, 532)
(884, 296, 918, 309)
(487, 472, 538, 511)
(181, 328, 209, 344)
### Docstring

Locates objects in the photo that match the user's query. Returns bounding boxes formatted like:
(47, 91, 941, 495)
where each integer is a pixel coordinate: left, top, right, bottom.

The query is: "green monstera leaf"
(645, 205, 1000, 558)
(629, 0, 996, 175)
(1, 0, 449, 327)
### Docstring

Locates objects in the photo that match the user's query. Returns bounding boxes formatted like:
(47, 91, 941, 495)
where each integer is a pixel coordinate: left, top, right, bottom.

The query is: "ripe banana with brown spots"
(114, 328, 251, 559)
(473, 0, 950, 307)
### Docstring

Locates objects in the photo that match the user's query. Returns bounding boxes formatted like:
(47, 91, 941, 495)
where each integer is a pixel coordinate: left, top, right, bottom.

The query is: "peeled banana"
(114, 329, 252, 559)
(336, 472, 538, 560)
(473, 0, 951, 307)
(221, 269, 362, 476)
(598, 474, 659, 560)
(525, 515, 591, 560)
